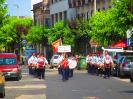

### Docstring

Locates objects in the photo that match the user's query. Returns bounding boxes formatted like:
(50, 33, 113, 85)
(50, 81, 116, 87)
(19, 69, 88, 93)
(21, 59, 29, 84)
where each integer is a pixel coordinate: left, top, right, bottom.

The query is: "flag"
(52, 39, 61, 53)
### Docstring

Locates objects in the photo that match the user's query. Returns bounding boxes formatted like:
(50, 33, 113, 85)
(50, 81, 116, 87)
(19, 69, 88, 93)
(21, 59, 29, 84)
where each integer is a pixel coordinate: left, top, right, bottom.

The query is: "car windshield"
(118, 57, 124, 62)
(54, 56, 59, 59)
(0, 58, 16, 65)
(124, 57, 133, 62)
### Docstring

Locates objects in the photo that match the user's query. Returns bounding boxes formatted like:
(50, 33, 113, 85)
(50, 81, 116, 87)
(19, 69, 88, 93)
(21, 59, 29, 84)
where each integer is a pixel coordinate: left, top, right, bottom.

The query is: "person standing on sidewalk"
(37, 53, 48, 80)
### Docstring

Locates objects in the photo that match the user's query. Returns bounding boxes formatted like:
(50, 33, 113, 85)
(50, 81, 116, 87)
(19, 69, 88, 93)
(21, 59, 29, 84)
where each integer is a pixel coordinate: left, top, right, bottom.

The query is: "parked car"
(111, 55, 124, 77)
(117, 56, 133, 78)
(0, 71, 5, 98)
(111, 51, 133, 77)
(130, 67, 133, 82)
(50, 54, 60, 68)
(0, 53, 22, 81)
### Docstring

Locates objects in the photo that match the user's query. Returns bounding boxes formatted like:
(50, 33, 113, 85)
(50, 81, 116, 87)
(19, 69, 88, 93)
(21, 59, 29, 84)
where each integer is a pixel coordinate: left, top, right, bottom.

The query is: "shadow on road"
(119, 90, 133, 93)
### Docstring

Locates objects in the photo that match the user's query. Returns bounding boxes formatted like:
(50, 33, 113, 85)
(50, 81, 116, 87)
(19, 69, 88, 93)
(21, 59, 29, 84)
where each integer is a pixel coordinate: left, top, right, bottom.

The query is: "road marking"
(83, 96, 99, 99)
(20, 78, 43, 81)
(15, 94, 46, 99)
(5, 84, 47, 89)
(112, 77, 130, 83)
(72, 90, 80, 91)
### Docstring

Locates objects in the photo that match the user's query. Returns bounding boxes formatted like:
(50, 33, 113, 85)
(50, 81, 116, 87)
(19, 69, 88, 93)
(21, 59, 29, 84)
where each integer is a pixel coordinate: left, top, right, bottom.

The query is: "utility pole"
(94, 0, 96, 12)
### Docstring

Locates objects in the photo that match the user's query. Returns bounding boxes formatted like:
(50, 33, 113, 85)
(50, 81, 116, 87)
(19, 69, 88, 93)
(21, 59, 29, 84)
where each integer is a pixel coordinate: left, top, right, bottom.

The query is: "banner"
(58, 45, 71, 52)
(52, 39, 61, 53)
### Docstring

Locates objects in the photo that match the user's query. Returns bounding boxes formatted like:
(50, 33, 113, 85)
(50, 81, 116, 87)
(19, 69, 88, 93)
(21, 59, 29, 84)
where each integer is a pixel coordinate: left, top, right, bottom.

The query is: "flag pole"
(60, 37, 63, 45)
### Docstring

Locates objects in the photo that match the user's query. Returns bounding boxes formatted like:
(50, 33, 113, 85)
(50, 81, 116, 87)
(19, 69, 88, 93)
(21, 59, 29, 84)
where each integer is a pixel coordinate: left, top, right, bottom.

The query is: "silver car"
(50, 54, 60, 68)
(118, 56, 133, 78)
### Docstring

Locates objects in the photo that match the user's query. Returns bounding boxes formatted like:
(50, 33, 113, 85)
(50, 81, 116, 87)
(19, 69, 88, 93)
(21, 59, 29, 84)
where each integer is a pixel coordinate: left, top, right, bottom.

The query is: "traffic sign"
(127, 38, 133, 46)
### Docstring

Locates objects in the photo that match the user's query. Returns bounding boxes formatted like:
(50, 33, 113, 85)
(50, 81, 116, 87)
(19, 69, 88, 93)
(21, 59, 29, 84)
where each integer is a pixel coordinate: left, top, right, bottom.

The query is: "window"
(102, 7, 105, 10)
(45, 18, 50, 27)
(91, 10, 93, 15)
(0, 58, 16, 65)
(55, 0, 57, 3)
(59, 12, 62, 20)
(98, 8, 100, 11)
(55, 13, 58, 22)
(51, 0, 53, 4)
(64, 11, 67, 21)
(51, 14, 54, 26)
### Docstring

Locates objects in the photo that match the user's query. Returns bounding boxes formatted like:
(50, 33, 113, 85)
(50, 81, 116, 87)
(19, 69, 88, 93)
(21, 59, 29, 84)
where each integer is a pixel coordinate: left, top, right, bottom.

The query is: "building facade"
(33, 0, 50, 26)
(49, 0, 76, 26)
(33, 0, 112, 55)
(32, 0, 50, 56)
(68, 0, 112, 20)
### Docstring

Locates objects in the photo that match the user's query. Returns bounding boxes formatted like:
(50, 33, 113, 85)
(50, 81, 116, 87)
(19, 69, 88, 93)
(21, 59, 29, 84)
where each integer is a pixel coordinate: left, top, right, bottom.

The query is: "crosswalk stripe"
(15, 94, 46, 99)
(5, 84, 47, 89)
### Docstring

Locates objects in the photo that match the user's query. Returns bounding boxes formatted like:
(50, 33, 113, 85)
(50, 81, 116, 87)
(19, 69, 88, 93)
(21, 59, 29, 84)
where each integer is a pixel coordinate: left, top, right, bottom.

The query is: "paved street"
(4, 66, 133, 99)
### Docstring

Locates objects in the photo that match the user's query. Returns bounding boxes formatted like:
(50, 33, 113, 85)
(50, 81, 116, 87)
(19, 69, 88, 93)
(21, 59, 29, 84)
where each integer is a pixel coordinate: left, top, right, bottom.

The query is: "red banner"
(52, 39, 61, 53)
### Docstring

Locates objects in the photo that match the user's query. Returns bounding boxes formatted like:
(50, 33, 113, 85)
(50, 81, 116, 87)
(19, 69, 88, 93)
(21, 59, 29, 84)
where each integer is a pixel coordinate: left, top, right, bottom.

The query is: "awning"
(110, 40, 127, 48)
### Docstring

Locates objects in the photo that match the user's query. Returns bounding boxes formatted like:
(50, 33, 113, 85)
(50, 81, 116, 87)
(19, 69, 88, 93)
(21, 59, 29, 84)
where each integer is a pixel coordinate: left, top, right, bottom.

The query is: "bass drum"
(69, 59, 77, 69)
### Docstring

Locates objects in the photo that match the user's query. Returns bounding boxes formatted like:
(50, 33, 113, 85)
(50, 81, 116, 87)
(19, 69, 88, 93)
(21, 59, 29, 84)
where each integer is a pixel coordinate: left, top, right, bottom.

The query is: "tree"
(89, 0, 133, 47)
(0, 17, 32, 52)
(0, 0, 8, 50)
(0, 0, 8, 27)
(89, 9, 121, 47)
(70, 18, 91, 54)
(112, 0, 133, 36)
(48, 21, 75, 47)
(26, 25, 48, 44)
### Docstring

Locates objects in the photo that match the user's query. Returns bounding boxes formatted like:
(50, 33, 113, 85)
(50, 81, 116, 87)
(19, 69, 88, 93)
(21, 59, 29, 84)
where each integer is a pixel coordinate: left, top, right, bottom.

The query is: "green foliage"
(89, 0, 133, 47)
(112, 0, 133, 35)
(26, 25, 48, 43)
(0, 0, 8, 27)
(0, 0, 8, 47)
(48, 21, 75, 47)
(0, 17, 32, 49)
(72, 18, 91, 38)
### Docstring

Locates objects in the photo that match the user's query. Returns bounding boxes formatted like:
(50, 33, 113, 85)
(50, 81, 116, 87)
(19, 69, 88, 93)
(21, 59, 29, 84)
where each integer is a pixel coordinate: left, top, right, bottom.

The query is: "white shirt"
(28, 56, 38, 65)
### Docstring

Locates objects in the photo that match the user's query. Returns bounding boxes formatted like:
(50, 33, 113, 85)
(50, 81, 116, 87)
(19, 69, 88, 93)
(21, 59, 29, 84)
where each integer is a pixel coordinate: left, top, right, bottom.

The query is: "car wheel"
(111, 68, 116, 76)
(130, 71, 133, 82)
(119, 70, 124, 78)
(19, 74, 22, 80)
(116, 69, 119, 77)
(130, 76, 133, 82)
(15, 76, 21, 81)
(0, 86, 5, 98)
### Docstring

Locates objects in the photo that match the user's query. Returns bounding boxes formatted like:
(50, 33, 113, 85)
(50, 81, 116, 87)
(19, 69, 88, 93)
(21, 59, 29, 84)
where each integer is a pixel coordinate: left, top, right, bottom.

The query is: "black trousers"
(62, 68, 69, 81)
(38, 67, 45, 79)
(29, 67, 35, 75)
(58, 67, 62, 75)
(104, 68, 111, 78)
(69, 69, 73, 77)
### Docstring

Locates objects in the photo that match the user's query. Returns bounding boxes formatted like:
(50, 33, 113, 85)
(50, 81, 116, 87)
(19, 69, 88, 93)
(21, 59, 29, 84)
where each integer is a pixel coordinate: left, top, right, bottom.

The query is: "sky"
(6, 0, 42, 18)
